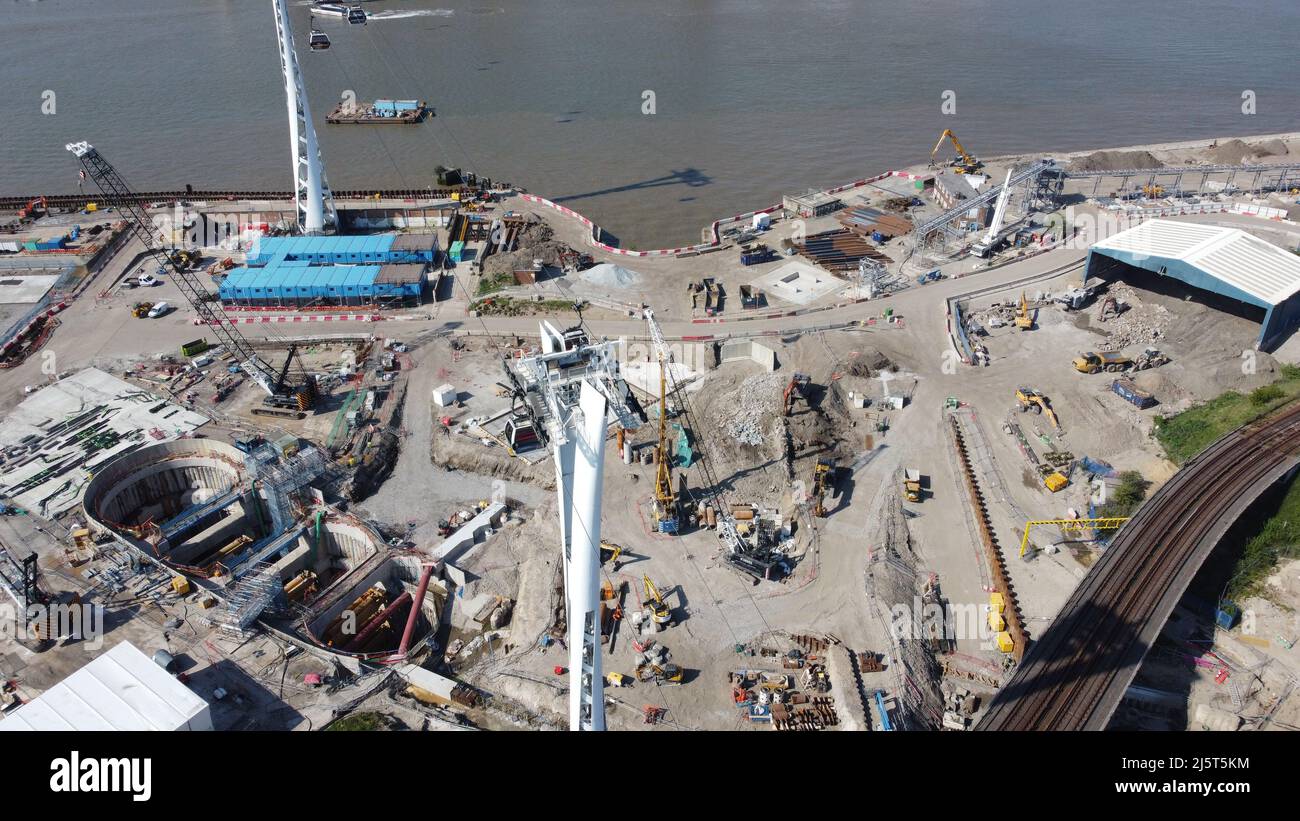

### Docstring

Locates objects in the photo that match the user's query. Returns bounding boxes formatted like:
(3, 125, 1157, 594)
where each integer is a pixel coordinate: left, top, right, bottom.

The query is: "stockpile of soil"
(481, 220, 573, 277)
(1206, 138, 1288, 165)
(1070, 150, 1163, 173)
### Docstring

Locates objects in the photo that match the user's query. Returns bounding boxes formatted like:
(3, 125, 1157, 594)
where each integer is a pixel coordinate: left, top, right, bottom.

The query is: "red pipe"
(344, 591, 411, 652)
(396, 564, 435, 657)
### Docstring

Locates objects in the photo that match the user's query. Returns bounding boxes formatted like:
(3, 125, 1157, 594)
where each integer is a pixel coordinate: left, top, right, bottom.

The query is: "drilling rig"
(66, 141, 318, 413)
(641, 309, 784, 581)
(645, 310, 679, 534)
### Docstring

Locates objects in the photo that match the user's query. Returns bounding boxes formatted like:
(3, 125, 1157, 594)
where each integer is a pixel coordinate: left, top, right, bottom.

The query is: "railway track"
(978, 403, 1300, 730)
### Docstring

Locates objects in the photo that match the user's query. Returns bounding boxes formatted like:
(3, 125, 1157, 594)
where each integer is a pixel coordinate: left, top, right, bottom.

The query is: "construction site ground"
(5, 133, 1300, 730)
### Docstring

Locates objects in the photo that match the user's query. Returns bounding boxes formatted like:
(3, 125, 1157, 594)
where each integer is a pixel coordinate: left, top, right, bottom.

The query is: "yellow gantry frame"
(1019, 517, 1130, 557)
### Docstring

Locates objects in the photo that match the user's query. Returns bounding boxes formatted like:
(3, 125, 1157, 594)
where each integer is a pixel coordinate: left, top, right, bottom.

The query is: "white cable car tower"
(271, 0, 337, 234)
(509, 321, 641, 730)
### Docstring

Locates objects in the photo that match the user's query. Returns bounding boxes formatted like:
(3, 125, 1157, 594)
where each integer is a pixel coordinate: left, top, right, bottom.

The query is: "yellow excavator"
(1015, 387, 1061, 432)
(599, 540, 623, 568)
(643, 574, 673, 626)
(1014, 291, 1035, 330)
(930, 129, 983, 175)
(811, 459, 834, 517)
(636, 661, 684, 685)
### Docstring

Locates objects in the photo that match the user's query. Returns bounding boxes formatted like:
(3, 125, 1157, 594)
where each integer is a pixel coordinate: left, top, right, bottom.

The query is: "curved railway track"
(978, 403, 1300, 730)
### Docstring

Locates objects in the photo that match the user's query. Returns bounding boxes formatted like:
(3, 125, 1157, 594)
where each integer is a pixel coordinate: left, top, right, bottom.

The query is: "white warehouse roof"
(0, 641, 212, 731)
(1091, 219, 1300, 306)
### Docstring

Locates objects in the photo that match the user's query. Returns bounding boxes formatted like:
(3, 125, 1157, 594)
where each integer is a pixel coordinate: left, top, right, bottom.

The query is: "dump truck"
(1073, 351, 1132, 374)
(1074, 348, 1169, 374)
(904, 469, 923, 503)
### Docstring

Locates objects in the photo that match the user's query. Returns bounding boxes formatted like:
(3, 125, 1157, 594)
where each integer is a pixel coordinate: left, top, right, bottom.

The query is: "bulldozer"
(1015, 387, 1061, 432)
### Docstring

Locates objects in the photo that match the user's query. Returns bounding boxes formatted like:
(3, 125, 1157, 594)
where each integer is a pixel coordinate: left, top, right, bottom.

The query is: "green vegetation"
(1250, 384, 1284, 405)
(1154, 369, 1300, 464)
(325, 712, 388, 732)
(1225, 475, 1300, 601)
(1097, 470, 1150, 519)
(476, 271, 517, 296)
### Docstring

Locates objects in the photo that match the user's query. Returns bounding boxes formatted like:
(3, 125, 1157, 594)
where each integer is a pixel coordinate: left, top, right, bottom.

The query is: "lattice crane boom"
(66, 141, 283, 393)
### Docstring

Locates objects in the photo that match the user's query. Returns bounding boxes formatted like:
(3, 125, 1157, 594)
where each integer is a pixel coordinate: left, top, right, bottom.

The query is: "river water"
(2, 0, 1297, 247)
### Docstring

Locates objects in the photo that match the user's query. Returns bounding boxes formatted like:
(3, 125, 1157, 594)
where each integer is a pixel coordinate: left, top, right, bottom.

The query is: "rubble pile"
(1101, 284, 1171, 348)
(481, 219, 574, 277)
(716, 371, 786, 447)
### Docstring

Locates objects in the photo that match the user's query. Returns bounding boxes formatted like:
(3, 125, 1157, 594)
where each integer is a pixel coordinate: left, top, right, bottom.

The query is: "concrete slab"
(752, 261, 845, 306)
(0, 368, 208, 517)
(0, 274, 58, 305)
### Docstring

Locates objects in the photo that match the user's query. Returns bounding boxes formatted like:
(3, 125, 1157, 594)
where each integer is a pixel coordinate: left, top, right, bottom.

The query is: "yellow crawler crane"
(646, 311, 678, 534)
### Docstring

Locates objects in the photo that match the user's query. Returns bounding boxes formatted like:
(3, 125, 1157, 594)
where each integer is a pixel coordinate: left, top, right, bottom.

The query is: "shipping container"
(1111, 378, 1156, 409)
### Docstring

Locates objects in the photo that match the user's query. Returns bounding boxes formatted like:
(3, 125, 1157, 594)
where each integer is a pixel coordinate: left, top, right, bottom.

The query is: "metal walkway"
(230, 525, 304, 580)
(913, 160, 1059, 245)
(159, 485, 243, 540)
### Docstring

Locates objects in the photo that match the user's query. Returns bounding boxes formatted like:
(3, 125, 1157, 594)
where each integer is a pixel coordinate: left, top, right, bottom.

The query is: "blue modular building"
(219, 233, 436, 308)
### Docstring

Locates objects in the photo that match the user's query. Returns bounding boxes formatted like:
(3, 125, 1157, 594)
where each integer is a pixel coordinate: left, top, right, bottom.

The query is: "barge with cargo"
(326, 99, 430, 125)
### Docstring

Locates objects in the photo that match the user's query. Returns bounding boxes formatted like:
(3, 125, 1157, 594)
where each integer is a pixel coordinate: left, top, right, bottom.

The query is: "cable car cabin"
(504, 416, 541, 453)
(561, 327, 588, 351)
(309, 30, 331, 50)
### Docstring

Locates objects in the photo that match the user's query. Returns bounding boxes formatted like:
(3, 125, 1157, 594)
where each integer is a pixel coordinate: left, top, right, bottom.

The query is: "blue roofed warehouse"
(1086, 219, 1300, 352)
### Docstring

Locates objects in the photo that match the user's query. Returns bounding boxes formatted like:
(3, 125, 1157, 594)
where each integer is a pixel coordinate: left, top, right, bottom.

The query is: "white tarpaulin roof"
(0, 641, 212, 731)
(1091, 219, 1300, 305)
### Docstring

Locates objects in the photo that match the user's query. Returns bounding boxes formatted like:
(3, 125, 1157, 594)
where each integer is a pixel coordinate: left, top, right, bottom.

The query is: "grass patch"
(476, 271, 518, 296)
(1155, 370, 1300, 464)
(1225, 475, 1300, 601)
(325, 712, 389, 732)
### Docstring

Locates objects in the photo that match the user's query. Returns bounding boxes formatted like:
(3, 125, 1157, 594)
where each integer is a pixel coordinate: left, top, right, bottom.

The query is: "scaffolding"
(215, 560, 281, 636)
(258, 446, 328, 535)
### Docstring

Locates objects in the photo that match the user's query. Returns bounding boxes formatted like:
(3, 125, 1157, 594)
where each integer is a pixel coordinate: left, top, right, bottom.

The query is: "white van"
(147, 301, 171, 319)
